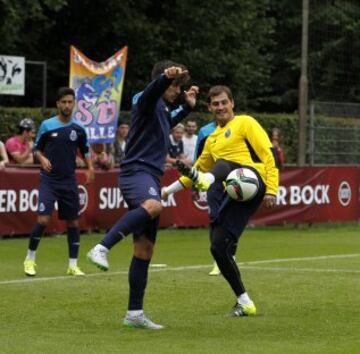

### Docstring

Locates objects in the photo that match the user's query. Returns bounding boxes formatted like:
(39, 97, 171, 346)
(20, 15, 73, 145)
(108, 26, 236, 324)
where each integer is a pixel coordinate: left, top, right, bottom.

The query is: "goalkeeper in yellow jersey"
(162, 85, 278, 317)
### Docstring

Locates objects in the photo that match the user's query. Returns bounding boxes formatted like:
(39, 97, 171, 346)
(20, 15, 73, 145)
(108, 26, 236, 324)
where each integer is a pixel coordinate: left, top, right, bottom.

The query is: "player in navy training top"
(23, 87, 94, 277)
(88, 61, 199, 329)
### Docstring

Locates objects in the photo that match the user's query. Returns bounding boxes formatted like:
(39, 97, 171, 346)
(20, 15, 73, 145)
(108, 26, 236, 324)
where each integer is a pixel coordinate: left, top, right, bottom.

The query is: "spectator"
(0, 140, 9, 169)
(5, 118, 35, 165)
(270, 128, 285, 169)
(111, 122, 129, 165)
(166, 123, 192, 167)
(182, 119, 198, 163)
(90, 143, 113, 170)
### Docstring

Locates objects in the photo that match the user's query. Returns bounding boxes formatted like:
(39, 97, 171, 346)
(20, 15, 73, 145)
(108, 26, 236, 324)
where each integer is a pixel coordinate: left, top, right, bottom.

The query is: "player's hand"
(39, 156, 52, 172)
(184, 86, 199, 108)
(164, 66, 189, 80)
(263, 194, 276, 208)
(85, 167, 95, 185)
(161, 187, 169, 201)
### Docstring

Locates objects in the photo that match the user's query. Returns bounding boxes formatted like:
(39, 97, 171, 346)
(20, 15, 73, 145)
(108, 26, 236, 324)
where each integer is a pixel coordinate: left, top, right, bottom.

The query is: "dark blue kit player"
(23, 87, 94, 277)
(88, 61, 199, 329)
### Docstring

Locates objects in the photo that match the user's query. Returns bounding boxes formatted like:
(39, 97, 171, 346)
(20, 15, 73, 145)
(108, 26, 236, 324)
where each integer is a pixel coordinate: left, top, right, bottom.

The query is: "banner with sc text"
(69, 46, 127, 144)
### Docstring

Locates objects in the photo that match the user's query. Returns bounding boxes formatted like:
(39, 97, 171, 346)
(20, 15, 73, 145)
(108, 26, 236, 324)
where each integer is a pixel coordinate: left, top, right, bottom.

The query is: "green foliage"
(0, 107, 298, 163)
(0, 0, 276, 111)
(1, 0, 359, 111)
(1, 1, 360, 112)
(309, 0, 360, 102)
(2, 106, 360, 165)
(0, 107, 56, 142)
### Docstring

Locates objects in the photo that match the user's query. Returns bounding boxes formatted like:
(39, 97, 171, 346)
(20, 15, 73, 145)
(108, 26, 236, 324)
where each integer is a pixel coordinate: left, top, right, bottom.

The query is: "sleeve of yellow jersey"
(179, 137, 215, 189)
(243, 116, 279, 196)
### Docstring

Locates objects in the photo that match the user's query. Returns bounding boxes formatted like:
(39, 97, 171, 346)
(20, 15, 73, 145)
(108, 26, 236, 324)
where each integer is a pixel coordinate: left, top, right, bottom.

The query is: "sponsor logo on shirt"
(70, 130, 78, 141)
(51, 132, 58, 137)
(148, 187, 158, 196)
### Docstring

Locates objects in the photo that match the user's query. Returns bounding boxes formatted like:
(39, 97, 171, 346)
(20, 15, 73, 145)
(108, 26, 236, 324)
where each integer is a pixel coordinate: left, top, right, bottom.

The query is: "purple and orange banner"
(69, 46, 127, 144)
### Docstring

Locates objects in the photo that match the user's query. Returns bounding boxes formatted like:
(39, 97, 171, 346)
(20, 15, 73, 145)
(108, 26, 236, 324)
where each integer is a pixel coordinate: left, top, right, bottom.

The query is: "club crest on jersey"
(225, 128, 231, 138)
(148, 187, 158, 196)
(69, 130, 78, 141)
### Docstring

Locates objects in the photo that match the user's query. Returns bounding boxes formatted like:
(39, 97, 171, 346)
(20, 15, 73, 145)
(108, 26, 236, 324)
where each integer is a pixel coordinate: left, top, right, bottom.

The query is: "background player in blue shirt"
(88, 61, 199, 329)
(162, 118, 235, 276)
(23, 87, 94, 277)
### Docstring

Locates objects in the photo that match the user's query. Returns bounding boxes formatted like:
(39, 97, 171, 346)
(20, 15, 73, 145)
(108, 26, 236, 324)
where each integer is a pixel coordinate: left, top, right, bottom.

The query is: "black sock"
(101, 207, 151, 249)
(128, 256, 150, 310)
(210, 224, 245, 296)
(67, 226, 80, 259)
(28, 223, 46, 251)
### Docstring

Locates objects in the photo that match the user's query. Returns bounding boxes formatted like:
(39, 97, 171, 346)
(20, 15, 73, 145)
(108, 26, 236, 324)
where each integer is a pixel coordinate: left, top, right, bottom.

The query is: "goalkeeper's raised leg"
(174, 160, 214, 191)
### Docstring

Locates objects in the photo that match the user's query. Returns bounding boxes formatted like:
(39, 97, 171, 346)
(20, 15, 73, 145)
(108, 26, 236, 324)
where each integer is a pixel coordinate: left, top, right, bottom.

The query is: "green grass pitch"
(1, 225, 360, 354)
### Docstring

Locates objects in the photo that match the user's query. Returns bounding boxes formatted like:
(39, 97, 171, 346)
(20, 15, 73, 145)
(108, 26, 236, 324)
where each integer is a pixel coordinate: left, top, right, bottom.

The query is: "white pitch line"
(1, 253, 359, 286)
(241, 265, 360, 274)
(240, 253, 360, 265)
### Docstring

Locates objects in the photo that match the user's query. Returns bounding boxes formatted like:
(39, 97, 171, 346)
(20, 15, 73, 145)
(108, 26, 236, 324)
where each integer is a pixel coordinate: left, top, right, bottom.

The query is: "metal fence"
(308, 101, 360, 165)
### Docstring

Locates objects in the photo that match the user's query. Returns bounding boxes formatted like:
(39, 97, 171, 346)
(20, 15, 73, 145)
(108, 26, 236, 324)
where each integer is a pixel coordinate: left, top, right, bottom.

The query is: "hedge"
(1, 107, 359, 165)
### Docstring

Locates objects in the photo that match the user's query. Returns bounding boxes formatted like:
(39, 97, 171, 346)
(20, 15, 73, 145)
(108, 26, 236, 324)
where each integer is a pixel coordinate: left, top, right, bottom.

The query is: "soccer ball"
(225, 168, 259, 201)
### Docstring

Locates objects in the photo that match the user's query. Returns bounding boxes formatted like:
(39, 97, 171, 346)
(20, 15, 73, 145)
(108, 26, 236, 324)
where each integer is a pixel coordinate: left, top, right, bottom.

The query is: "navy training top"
(34, 116, 90, 183)
(120, 74, 191, 176)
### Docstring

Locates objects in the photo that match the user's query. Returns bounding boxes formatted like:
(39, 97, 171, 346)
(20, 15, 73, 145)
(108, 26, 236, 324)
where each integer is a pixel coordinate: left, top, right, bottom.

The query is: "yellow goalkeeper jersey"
(180, 115, 279, 196)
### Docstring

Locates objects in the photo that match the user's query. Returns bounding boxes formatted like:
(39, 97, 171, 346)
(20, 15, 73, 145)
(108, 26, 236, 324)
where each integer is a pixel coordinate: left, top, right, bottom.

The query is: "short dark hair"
(17, 118, 35, 134)
(56, 87, 75, 101)
(207, 85, 233, 103)
(151, 60, 190, 86)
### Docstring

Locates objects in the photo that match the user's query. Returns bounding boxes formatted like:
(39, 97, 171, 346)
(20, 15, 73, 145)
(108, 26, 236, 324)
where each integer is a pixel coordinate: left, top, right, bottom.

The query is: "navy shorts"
(208, 167, 266, 240)
(119, 171, 161, 242)
(38, 180, 80, 220)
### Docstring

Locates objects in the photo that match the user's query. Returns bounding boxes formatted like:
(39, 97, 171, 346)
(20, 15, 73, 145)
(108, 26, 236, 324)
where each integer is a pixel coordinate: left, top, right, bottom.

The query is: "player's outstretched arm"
(138, 66, 189, 111)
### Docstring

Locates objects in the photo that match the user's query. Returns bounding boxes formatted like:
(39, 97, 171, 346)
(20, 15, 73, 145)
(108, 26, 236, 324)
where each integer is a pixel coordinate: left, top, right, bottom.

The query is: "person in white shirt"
(182, 119, 198, 164)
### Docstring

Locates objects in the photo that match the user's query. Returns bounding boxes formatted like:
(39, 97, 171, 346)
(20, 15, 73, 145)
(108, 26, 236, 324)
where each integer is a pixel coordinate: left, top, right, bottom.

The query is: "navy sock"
(101, 207, 151, 250)
(67, 227, 80, 259)
(128, 256, 150, 310)
(28, 223, 46, 251)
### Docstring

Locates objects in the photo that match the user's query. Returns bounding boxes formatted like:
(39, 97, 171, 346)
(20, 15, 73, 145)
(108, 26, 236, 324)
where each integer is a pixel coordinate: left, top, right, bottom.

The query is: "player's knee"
(210, 238, 226, 258)
(66, 220, 79, 228)
(141, 199, 163, 218)
(134, 237, 154, 259)
(37, 215, 51, 226)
